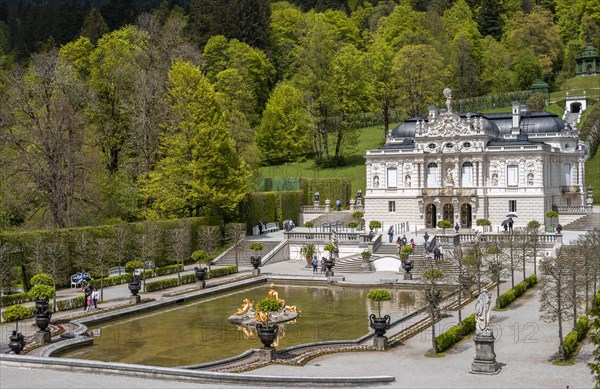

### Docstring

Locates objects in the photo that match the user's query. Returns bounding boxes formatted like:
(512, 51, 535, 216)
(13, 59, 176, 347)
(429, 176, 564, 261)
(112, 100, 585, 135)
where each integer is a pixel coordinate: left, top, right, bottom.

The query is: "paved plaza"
(0, 228, 596, 388)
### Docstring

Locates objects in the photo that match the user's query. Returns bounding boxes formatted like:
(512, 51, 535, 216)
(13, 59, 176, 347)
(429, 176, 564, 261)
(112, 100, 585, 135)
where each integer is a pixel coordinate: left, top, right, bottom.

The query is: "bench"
(265, 222, 279, 233)
(70, 272, 91, 288)
(108, 266, 125, 277)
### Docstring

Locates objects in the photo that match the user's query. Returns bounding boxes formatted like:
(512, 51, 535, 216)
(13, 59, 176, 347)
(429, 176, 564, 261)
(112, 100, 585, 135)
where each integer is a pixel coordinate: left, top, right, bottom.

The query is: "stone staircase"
(562, 213, 600, 231)
(214, 241, 282, 267)
(309, 210, 359, 229)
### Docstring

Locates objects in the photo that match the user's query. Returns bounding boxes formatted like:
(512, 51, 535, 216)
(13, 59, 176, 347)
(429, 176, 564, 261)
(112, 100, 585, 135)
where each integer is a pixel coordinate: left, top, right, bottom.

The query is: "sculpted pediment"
(424, 112, 471, 137)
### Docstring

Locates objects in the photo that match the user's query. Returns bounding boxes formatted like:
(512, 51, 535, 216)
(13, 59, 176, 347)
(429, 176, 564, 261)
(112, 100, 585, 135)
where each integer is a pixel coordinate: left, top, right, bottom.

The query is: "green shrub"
(207, 266, 238, 278)
(89, 273, 133, 289)
(249, 242, 264, 251)
(576, 316, 589, 341)
(304, 221, 314, 228)
(30, 273, 54, 286)
(347, 221, 358, 229)
(435, 313, 476, 353)
(437, 220, 452, 229)
(255, 297, 283, 313)
(125, 260, 144, 274)
(525, 274, 538, 288)
(146, 278, 180, 292)
(154, 264, 184, 277)
(513, 282, 527, 298)
(191, 250, 210, 264)
(144, 266, 239, 292)
(0, 292, 31, 307)
(2, 304, 31, 322)
(28, 284, 56, 300)
(56, 296, 86, 311)
(562, 330, 579, 359)
(498, 290, 515, 308)
(368, 220, 381, 231)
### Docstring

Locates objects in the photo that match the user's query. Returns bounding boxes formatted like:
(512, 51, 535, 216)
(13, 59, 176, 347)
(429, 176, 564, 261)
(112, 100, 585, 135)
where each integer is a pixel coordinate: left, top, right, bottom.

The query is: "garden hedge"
(562, 316, 588, 360)
(497, 274, 538, 309)
(144, 266, 238, 293)
(435, 314, 476, 353)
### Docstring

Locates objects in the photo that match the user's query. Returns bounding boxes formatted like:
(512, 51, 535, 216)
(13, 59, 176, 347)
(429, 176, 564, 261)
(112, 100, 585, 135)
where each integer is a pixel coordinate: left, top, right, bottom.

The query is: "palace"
(364, 89, 588, 230)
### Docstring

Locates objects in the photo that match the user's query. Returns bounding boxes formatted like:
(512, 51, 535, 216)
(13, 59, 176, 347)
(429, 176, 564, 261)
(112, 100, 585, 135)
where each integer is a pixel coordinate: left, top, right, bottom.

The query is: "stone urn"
(8, 330, 26, 354)
(402, 259, 414, 273)
(369, 314, 391, 337)
(128, 280, 141, 296)
(194, 267, 207, 281)
(250, 256, 261, 269)
(34, 298, 49, 315)
(35, 311, 51, 332)
(256, 323, 279, 348)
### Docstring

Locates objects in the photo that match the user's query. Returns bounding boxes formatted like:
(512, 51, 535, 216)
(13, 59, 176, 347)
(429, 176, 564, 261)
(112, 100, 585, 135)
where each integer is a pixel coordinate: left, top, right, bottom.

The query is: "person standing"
(91, 288, 100, 310)
(83, 283, 92, 311)
(388, 225, 394, 243)
(335, 198, 341, 211)
(311, 255, 318, 274)
(321, 257, 326, 274)
(401, 235, 407, 247)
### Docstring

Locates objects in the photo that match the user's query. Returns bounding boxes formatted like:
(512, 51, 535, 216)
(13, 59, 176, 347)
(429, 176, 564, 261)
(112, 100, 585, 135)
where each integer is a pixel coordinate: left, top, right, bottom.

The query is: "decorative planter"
(402, 259, 414, 273)
(34, 298, 49, 315)
(128, 281, 141, 296)
(35, 311, 52, 332)
(250, 256, 261, 269)
(256, 323, 279, 348)
(369, 314, 391, 337)
(8, 331, 26, 354)
(194, 267, 207, 282)
(325, 259, 335, 272)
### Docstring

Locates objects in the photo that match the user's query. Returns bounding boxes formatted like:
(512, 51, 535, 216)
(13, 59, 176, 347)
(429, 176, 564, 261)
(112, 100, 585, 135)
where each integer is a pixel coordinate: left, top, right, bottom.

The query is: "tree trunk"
(430, 307, 436, 354)
(382, 99, 389, 140)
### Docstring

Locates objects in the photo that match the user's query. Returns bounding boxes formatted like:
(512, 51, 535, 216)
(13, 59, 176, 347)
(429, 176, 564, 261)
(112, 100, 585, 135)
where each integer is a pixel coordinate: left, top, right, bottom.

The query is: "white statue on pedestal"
(475, 289, 492, 335)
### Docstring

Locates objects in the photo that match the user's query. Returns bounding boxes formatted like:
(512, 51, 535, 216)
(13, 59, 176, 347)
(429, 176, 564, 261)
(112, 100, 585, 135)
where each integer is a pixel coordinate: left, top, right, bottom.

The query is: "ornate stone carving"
(425, 112, 472, 138)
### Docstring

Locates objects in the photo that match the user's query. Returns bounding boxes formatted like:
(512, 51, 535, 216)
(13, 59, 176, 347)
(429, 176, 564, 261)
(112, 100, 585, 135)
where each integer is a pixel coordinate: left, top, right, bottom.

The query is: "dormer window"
(463, 142, 471, 148)
(445, 143, 454, 149)
(428, 143, 436, 149)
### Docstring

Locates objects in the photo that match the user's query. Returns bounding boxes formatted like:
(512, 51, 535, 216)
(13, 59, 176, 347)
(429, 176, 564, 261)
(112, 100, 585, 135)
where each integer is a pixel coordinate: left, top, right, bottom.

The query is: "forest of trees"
(0, 0, 598, 230)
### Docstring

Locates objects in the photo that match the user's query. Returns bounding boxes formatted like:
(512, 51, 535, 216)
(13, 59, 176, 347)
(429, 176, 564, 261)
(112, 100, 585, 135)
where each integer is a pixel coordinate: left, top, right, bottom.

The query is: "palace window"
(562, 163, 571, 186)
(426, 163, 438, 187)
(461, 162, 473, 187)
(387, 168, 397, 188)
(388, 201, 396, 213)
(507, 165, 519, 186)
(509, 200, 517, 212)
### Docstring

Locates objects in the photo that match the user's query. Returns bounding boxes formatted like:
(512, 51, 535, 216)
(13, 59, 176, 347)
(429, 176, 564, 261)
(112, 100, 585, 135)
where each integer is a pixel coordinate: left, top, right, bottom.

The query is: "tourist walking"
(321, 258, 326, 274)
(335, 198, 341, 211)
(92, 288, 100, 310)
(311, 255, 318, 274)
(83, 283, 92, 311)
(388, 225, 394, 243)
(401, 235, 407, 247)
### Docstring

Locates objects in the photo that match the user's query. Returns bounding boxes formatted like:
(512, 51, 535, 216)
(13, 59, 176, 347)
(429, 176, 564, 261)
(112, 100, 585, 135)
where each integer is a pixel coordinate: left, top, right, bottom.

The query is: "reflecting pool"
(58, 284, 425, 367)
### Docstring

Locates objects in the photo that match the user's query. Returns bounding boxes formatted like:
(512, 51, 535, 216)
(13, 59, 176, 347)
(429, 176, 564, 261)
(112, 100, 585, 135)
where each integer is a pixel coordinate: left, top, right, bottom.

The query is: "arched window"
(427, 163, 438, 187)
(461, 162, 473, 187)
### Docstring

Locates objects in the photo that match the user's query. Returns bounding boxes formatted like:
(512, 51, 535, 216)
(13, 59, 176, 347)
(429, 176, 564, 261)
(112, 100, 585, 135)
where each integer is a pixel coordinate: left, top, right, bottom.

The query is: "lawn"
(258, 124, 390, 193)
(586, 151, 600, 205)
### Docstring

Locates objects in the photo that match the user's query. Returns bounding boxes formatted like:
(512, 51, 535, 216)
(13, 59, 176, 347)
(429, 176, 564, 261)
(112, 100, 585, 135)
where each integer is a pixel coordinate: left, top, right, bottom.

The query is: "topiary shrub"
(347, 221, 358, 229)
(368, 220, 381, 231)
(125, 260, 144, 274)
(304, 221, 314, 229)
(576, 316, 589, 341)
(30, 273, 54, 286)
(28, 284, 56, 301)
(2, 304, 31, 323)
(367, 289, 392, 317)
(249, 242, 264, 252)
(562, 330, 579, 359)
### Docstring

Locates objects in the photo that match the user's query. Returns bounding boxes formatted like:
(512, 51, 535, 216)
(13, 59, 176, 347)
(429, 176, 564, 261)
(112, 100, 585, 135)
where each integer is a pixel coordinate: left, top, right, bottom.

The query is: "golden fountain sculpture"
(228, 283, 299, 325)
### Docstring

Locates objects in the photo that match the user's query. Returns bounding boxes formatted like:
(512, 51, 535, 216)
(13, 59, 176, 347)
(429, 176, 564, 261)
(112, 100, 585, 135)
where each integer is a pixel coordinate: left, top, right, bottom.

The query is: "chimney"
(511, 101, 521, 134)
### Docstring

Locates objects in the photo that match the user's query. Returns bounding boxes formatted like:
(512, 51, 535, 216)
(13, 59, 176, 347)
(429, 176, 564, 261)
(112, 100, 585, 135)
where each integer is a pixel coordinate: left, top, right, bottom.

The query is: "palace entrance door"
(460, 203, 472, 228)
(426, 204, 437, 228)
(443, 203, 454, 224)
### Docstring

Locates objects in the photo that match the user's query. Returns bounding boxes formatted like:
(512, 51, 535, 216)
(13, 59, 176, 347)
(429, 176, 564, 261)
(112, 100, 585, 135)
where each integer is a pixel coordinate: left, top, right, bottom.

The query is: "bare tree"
(575, 230, 600, 314)
(501, 233, 519, 288)
(170, 222, 191, 285)
(112, 223, 131, 271)
(89, 238, 114, 301)
(486, 238, 506, 308)
(138, 223, 160, 292)
(225, 223, 246, 268)
(43, 241, 68, 312)
(540, 251, 574, 361)
(526, 220, 543, 275)
(514, 228, 530, 281)
(447, 244, 474, 324)
(197, 225, 220, 271)
(463, 239, 487, 295)
(0, 239, 17, 295)
(422, 256, 445, 354)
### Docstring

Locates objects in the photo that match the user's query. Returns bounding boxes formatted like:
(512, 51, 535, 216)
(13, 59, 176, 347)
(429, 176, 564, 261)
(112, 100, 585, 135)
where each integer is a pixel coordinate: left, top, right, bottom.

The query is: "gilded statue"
(266, 283, 298, 313)
(235, 298, 254, 315)
(254, 310, 269, 323)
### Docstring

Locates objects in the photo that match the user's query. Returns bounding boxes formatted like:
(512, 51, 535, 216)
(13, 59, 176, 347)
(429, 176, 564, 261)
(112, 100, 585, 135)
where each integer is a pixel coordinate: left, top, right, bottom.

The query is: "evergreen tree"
(230, 0, 271, 51)
(476, 0, 503, 40)
(101, 0, 137, 31)
(187, 0, 226, 48)
(80, 8, 109, 44)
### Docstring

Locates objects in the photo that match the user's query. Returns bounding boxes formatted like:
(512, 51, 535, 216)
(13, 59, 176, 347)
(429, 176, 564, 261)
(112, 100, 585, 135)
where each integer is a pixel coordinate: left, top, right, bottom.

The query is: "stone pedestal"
(373, 336, 388, 350)
(34, 330, 51, 345)
(129, 295, 141, 305)
(258, 347, 276, 362)
(403, 273, 413, 280)
(470, 332, 500, 375)
(326, 270, 334, 277)
(252, 268, 261, 276)
(198, 280, 206, 289)
(361, 262, 372, 271)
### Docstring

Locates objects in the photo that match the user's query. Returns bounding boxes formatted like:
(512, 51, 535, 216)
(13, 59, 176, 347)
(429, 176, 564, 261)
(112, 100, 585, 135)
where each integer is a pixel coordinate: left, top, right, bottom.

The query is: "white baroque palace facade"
(364, 89, 588, 230)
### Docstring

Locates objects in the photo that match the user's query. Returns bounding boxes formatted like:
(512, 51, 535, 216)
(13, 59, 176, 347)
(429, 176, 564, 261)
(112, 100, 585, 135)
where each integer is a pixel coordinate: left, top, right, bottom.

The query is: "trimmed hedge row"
(154, 264, 184, 277)
(563, 316, 590, 359)
(145, 266, 238, 293)
(435, 314, 476, 353)
(0, 292, 31, 307)
(2, 296, 88, 322)
(497, 274, 538, 309)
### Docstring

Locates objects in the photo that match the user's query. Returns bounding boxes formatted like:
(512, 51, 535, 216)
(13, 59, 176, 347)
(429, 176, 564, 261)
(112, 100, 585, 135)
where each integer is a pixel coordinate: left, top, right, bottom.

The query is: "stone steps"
(214, 241, 282, 267)
(562, 213, 600, 231)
